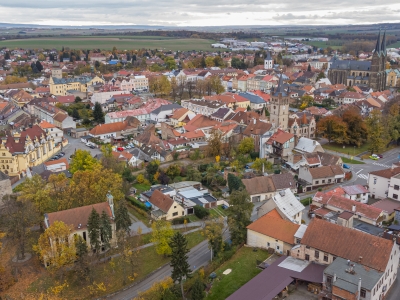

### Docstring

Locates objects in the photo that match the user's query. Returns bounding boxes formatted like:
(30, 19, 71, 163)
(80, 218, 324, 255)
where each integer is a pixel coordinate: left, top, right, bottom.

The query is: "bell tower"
(270, 74, 289, 130)
(264, 51, 274, 69)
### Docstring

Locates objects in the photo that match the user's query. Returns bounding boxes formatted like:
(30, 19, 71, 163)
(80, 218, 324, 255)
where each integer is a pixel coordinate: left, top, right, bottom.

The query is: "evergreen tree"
(100, 210, 112, 252)
(191, 278, 205, 300)
(87, 208, 101, 253)
(227, 173, 243, 192)
(265, 108, 270, 117)
(307, 64, 312, 72)
(31, 62, 39, 73)
(36, 60, 43, 72)
(227, 189, 253, 245)
(115, 202, 132, 235)
(93, 102, 104, 123)
(72, 108, 80, 120)
(4, 51, 10, 60)
(246, 105, 251, 111)
(169, 232, 191, 299)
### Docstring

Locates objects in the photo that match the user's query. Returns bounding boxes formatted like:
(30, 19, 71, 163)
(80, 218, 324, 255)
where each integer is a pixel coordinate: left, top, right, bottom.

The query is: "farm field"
(0, 36, 216, 51)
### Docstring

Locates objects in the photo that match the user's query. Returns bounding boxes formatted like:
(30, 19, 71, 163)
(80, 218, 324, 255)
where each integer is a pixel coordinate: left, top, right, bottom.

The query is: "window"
(374, 178, 377, 185)
(83, 231, 87, 241)
(315, 181, 319, 184)
(394, 185, 399, 190)
(315, 251, 319, 259)
(327, 276, 332, 284)
(305, 254, 310, 261)
(360, 288, 366, 298)
(296, 238, 301, 244)
(393, 194, 398, 200)
(172, 212, 178, 216)
(267, 242, 270, 247)
(322, 180, 325, 184)
(276, 245, 280, 250)
(324, 255, 328, 262)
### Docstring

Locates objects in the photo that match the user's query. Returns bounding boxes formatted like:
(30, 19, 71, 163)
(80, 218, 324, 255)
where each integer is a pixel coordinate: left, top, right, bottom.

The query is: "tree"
(238, 137, 255, 155)
(194, 205, 210, 219)
(151, 220, 174, 256)
(75, 96, 82, 103)
(164, 57, 177, 70)
(166, 164, 181, 179)
(74, 234, 90, 280)
(36, 60, 43, 72)
(227, 189, 253, 245)
(72, 108, 80, 120)
(186, 166, 202, 182)
(169, 232, 191, 299)
(100, 144, 125, 174)
(115, 201, 132, 235)
(299, 95, 314, 110)
(146, 159, 160, 184)
(207, 129, 222, 157)
(342, 107, 368, 147)
(100, 210, 112, 256)
(385, 103, 400, 145)
(191, 278, 206, 300)
(93, 102, 104, 123)
(34, 221, 76, 277)
(208, 75, 225, 94)
(87, 208, 101, 254)
(316, 71, 325, 81)
(204, 217, 224, 260)
(2, 195, 38, 260)
(69, 149, 100, 174)
(317, 115, 348, 144)
(307, 64, 312, 72)
(365, 110, 386, 154)
(227, 173, 243, 192)
(4, 51, 10, 60)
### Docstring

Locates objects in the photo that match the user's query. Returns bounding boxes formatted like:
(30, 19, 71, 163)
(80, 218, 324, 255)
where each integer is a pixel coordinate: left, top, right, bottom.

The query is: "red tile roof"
(302, 218, 393, 272)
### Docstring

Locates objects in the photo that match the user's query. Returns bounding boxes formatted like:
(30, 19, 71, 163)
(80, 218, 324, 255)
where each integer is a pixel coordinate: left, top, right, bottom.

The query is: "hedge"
(171, 217, 191, 225)
(126, 196, 150, 211)
(300, 197, 312, 206)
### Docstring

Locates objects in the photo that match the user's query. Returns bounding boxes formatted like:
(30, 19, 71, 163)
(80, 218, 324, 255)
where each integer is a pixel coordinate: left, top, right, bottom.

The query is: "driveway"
(62, 135, 102, 160)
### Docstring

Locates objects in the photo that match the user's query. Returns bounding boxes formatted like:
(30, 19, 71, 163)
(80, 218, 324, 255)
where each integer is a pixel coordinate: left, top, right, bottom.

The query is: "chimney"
(357, 278, 362, 300)
(333, 273, 337, 282)
(352, 205, 356, 213)
(358, 256, 362, 263)
(313, 140, 316, 146)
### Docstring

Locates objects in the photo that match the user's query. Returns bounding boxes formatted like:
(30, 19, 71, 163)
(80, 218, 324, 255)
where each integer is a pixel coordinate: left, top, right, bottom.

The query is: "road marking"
(373, 162, 391, 168)
(358, 174, 368, 180)
(356, 169, 363, 175)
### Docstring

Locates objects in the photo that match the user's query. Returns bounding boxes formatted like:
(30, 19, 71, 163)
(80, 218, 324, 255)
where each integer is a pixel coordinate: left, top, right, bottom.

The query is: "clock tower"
(270, 74, 289, 130)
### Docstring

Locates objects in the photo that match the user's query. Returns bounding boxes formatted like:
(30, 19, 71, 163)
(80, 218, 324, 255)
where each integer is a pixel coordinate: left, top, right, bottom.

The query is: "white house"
(368, 167, 400, 200)
(43, 158, 69, 172)
(342, 184, 369, 204)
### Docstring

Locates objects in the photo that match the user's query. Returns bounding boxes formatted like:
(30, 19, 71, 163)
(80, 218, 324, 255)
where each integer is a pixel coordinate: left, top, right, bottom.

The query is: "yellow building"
(49, 75, 104, 96)
(386, 69, 400, 88)
(0, 125, 57, 178)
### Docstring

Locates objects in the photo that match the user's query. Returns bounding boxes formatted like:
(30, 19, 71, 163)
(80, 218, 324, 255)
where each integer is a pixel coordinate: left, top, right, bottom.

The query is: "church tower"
(370, 30, 383, 91)
(264, 51, 273, 69)
(270, 74, 289, 130)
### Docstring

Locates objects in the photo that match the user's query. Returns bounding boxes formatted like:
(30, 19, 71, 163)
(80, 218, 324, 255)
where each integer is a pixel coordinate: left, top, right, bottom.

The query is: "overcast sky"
(1, 1, 400, 26)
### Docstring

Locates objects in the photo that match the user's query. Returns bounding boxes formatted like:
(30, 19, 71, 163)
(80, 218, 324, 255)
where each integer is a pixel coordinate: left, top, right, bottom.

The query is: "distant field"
(0, 36, 216, 51)
(303, 40, 343, 49)
(388, 41, 400, 48)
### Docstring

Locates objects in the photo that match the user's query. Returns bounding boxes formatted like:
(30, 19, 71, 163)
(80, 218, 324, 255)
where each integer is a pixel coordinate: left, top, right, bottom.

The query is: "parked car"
(369, 154, 379, 160)
(343, 164, 350, 169)
(117, 147, 124, 152)
(377, 154, 383, 158)
(58, 152, 65, 157)
(89, 145, 96, 149)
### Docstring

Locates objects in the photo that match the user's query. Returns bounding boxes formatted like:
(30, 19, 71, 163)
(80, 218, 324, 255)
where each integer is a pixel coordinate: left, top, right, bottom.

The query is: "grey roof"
(52, 76, 93, 85)
(150, 103, 181, 115)
(238, 92, 265, 104)
(381, 30, 387, 55)
(375, 30, 381, 56)
(266, 51, 272, 61)
(211, 107, 231, 119)
(353, 219, 384, 236)
(324, 257, 382, 292)
(272, 74, 287, 97)
(270, 173, 296, 191)
(330, 59, 371, 71)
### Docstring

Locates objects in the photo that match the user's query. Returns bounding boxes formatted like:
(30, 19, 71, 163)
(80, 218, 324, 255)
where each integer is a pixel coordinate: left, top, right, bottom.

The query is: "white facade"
(91, 91, 130, 105)
(388, 174, 400, 201)
(368, 173, 391, 199)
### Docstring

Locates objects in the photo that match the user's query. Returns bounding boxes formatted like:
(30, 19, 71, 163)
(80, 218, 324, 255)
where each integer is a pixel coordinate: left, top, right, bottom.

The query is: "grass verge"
(206, 247, 270, 300)
(341, 157, 365, 164)
(322, 142, 370, 155)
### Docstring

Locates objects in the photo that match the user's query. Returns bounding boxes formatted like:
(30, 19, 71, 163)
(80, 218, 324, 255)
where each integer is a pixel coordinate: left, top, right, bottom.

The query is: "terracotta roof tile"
(148, 189, 174, 213)
(247, 209, 300, 244)
(242, 176, 275, 195)
(370, 167, 400, 179)
(302, 218, 393, 272)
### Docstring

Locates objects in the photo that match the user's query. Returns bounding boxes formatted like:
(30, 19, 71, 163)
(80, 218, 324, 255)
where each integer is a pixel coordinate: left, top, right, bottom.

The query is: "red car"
(377, 154, 383, 158)
(117, 147, 124, 152)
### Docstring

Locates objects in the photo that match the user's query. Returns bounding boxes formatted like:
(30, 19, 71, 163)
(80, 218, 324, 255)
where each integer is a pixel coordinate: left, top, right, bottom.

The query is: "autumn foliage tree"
(342, 107, 368, 147)
(317, 115, 348, 144)
(207, 129, 222, 157)
(365, 110, 386, 154)
(151, 220, 174, 256)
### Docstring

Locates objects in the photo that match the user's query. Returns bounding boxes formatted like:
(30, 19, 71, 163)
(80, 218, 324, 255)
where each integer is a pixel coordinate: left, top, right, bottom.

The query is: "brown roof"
(89, 121, 129, 136)
(242, 176, 275, 195)
(46, 202, 112, 230)
(304, 153, 321, 165)
(270, 173, 296, 191)
(313, 192, 383, 221)
(44, 157, 69, 169)
(243, 119, 272, 136)
(302, 218, 393, 272)
(53, 112, 68, 122)
(317, 151, 341, 166)
(370, 167, 400, 179)
(5, 125, 46, 154)
(371, 198, 400, 214)
(170, 108, 189, 120)
(268, 129, 294, 144)
(135, 124, 163, 146)
(184, 115, 219, 132)
(309, 166, 334, 179)
(247, 209, 299, 244)
(148, 189, 174, 213)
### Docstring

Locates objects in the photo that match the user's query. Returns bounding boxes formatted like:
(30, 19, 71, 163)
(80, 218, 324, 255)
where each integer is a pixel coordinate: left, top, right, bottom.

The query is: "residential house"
(9, 89, 33, 107)
(169, 108, 194, 128)
(242, 175, 276, 203)
(210, 108, 233, 122)
(371, 198, 400, 221)
(148, 190, 185, 220)
(238, 92, 267, 110)
(292, 219, 399, 300)
(150, 103, 182, 123)
(298, 165, 345, 191)
(32, 101, 76, 129)
(38, 120, 64, 144)
(49, 75, 104, 96)
(294, 137, 325, 153)
(43, 193, 116, 265)
(0, 125, 57, 178)
(342, 185, 369, 204)
(287, 112, 317, 139)
(89, 117, 140, 141)
(242, 119, 273, 153)
(204, 93, 250, 109)
(183, 115, 219, 134)
(368, 167, 400, 199)
(174, 186, 218, 215)
(247, 209, 300, 255)
(312, 192, 384, 225)
(181, 99, 226, 117)
(264, 129, 295, 160)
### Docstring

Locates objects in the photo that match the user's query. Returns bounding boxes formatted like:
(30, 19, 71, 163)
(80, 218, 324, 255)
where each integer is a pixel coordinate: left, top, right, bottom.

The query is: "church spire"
(380, 30, 386, 56)
(374, 29, 381, 56)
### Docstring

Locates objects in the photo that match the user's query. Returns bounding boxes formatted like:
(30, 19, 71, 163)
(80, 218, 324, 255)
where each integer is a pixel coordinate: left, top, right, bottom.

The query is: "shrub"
(194, 205, 210, 219)
(171, 217, 191, 225)
(300, 197, 312, 206)
(126, 196, 149, 211)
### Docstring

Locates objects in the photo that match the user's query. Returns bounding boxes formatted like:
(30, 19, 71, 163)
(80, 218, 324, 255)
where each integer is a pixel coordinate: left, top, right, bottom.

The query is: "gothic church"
(328, 31, 387, 91)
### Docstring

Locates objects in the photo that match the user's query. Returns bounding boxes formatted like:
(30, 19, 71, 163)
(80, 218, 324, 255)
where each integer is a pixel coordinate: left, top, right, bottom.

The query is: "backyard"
(206, 247, 270, 300)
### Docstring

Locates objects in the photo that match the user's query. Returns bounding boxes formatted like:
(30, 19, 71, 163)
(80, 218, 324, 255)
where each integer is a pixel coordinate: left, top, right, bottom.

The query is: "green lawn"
(206, 247, 270, 300)
(341, 157, 365, 164)
(0, 37, 216, 51)
(388, 41, 400, 48)
(132, 182, 151, 195)
(322, 142, 371, 156)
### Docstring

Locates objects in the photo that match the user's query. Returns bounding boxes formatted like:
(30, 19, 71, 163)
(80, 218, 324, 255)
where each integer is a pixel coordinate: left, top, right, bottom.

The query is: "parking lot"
(61, 135, 102, 160)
